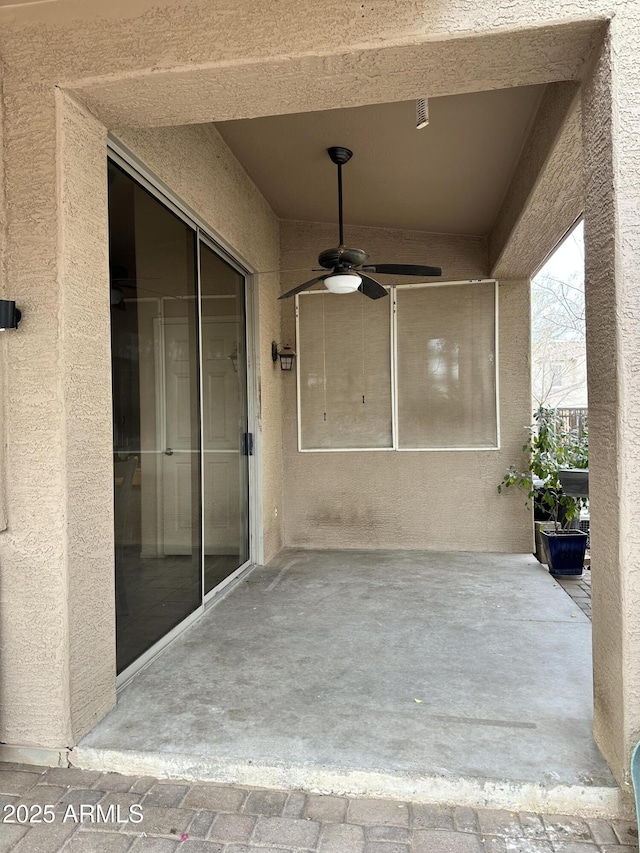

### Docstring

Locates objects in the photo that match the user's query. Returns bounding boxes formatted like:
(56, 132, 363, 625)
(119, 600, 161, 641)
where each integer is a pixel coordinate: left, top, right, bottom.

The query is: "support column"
(0, 84, 115, 756)
(58, 91, 115, 744)
(583, 15, 640, 788)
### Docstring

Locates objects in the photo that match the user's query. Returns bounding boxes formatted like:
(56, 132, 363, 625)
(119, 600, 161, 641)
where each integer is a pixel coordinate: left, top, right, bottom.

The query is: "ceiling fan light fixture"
(324, 272, 362, 294)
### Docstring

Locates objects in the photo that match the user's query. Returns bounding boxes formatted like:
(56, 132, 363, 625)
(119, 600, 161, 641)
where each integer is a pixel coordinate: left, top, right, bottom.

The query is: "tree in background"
(531, 222, 587, 410)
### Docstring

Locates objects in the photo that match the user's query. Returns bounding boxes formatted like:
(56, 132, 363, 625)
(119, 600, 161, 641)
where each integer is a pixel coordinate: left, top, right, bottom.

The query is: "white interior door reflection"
(157, 317, 198, 556)
(202, 318, 243, 555)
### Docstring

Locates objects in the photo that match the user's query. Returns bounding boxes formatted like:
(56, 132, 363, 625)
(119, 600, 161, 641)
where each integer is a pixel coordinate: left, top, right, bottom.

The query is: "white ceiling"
(216, 85, 545, 237)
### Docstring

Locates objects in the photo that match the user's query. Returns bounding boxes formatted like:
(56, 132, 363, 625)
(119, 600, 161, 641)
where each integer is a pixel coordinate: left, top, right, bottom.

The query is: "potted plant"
(498, 406, 588, 577)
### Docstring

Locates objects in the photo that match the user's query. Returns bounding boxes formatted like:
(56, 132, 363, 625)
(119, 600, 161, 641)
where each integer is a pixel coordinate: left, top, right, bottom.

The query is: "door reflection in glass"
(200, 243, 250, 594)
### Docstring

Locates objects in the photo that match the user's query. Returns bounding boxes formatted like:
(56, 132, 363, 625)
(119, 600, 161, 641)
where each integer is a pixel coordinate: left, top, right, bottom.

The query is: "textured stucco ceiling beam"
(490, 87, 583, 280)
(63, 21, 605, 129)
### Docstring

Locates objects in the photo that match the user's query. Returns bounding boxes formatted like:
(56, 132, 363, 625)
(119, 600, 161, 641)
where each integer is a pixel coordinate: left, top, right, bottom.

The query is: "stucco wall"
(280, 220, 532, 552)
(0, 87, 116, 749)
(113, 123, 283, 564)
(0, 64, 7, 534)
(582, 22, 636, 788)
(0, 85, 73, 750)
(490, 83, 583, 278)
(59, 92, 116, 743)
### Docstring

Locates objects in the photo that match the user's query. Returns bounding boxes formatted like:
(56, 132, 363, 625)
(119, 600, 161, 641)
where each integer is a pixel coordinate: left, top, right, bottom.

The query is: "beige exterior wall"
(60, 93, 116, 744)
(0, 0, 638, 789)
(0, 87, 82, 750)
(280, 220, 532, 552)
(490, 84, 583, 278)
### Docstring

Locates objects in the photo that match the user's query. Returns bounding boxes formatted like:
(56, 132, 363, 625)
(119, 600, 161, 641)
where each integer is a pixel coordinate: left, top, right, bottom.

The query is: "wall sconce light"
(272, 341, 296, 371)
(0, 300, 21, 331)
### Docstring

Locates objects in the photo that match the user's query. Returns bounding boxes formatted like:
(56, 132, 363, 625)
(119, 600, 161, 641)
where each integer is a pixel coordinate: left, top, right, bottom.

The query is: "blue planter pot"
(541, 530, 588, 577)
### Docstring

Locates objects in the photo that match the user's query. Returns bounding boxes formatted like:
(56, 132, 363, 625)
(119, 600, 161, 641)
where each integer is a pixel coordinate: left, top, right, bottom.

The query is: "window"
(396, 282, 498, 449)
(296, 281, 499, 451)
(297, 290, 392, 450)
(549, 362, 565, 388)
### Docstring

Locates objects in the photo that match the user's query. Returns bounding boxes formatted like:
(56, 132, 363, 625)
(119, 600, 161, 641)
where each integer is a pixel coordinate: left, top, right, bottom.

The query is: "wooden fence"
(556, 407, 588, 433)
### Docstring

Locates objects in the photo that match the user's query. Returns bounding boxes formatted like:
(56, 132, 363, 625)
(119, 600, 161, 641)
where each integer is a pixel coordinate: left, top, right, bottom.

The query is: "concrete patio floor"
(75, 549, 624, 816)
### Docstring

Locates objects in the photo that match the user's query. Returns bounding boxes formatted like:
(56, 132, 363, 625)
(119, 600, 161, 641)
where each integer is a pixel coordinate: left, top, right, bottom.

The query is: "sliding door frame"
(108, 136, 261, 690)
(198, 230, 256, 606)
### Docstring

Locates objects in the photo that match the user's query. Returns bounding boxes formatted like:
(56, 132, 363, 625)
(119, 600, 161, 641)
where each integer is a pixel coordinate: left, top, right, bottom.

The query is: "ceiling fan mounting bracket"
(327, 146, 353, 165)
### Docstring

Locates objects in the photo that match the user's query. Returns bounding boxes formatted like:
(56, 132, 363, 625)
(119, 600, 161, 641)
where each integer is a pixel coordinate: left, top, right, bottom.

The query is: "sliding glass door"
(108, 158, 252, 676)
(200, 241, 250, 594)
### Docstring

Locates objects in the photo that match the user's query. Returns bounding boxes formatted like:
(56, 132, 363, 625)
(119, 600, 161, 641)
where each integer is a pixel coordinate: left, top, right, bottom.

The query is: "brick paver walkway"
(556, 565, 592, 619)
(0, 762, 636, 852)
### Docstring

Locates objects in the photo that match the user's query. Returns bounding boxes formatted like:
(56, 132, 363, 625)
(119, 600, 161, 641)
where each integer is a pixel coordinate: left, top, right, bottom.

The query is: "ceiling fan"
(278, 146, 442, 300)
(110, 265, 133, 309)
(110, 265, 165, 308)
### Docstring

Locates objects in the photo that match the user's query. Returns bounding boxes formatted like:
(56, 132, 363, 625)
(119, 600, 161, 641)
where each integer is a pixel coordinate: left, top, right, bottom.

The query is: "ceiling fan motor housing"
(318, 246, 368, 269)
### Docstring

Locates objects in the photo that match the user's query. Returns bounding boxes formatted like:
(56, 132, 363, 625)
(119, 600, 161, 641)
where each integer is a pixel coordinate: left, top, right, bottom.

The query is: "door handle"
(165, 448, 174, 456)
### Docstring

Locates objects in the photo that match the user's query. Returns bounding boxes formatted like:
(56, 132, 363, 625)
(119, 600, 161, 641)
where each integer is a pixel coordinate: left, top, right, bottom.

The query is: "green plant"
(498, 405, 588, 531)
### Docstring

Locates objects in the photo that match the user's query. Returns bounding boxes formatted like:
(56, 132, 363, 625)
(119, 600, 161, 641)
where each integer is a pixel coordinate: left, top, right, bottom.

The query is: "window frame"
(295, 279, 500, 453)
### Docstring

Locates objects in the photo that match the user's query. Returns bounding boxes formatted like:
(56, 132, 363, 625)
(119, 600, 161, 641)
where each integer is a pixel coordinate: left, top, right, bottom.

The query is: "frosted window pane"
(396, 283, 497, 448)
(298, 291, 392, 449)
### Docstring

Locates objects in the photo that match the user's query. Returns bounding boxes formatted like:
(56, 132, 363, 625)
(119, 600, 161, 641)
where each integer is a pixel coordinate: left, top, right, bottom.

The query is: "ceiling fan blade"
(278, 275, 327, 300)
(361, 263, 442, 277)
(358, 274, 389, 300)
(257, 266, 321, 275)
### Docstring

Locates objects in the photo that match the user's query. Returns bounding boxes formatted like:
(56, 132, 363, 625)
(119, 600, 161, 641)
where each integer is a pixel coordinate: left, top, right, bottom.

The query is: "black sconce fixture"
(272, 341, 296, 371)
(0, 300, 21, 331)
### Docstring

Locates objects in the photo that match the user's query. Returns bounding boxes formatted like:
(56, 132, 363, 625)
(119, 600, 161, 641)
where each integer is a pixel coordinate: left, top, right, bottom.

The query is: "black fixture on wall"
(272, 341, 296, 371)
(0, 300, 21, 331)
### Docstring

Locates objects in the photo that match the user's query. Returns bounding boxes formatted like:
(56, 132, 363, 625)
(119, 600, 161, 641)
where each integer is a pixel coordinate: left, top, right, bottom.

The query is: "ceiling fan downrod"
(327, 146, 353, 247)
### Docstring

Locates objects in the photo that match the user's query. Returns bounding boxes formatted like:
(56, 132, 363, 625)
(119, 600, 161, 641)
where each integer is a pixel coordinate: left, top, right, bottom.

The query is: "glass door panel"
(199, 242, 250, 594)
(109, 161, 202, 674)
